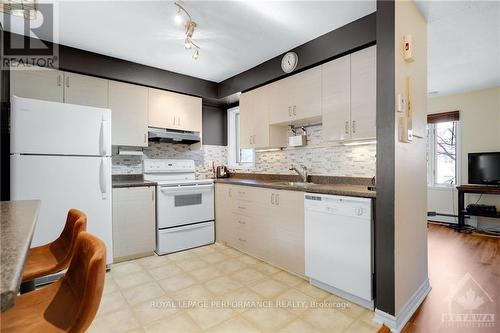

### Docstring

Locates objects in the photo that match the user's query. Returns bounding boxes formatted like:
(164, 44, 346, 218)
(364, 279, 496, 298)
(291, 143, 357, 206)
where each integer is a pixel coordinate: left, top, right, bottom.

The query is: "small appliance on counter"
(143, 159, 214, 255)
(216, 165, 229, 178)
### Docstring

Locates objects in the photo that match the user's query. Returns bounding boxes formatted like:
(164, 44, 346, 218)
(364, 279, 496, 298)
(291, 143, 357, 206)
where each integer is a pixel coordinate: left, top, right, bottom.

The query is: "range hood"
(148, 127, 201, 144)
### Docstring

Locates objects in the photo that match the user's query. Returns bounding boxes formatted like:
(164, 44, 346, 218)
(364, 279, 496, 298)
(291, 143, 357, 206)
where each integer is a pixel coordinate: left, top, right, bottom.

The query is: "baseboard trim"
(309, 278, 374, 310)
(373, 278, 431, 333)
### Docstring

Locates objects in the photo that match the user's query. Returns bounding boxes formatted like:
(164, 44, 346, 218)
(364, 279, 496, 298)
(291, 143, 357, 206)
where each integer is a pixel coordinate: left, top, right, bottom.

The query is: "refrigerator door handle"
(101, 118, 110, 156)
(99, 157, 108, 199)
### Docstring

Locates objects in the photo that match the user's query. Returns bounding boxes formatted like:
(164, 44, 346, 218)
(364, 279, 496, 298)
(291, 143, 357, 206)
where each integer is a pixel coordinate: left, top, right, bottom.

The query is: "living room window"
(427, 111, 460, 186)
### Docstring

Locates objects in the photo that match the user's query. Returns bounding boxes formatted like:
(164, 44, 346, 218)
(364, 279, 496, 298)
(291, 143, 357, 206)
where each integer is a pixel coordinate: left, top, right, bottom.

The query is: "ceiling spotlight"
(173, 2, 201, 60)
(174, 7, 182, 25)
(192, 49, 199, 60)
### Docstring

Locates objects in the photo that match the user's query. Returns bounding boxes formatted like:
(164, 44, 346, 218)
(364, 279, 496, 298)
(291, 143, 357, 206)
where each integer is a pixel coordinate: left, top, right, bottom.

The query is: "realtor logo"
(442, 272, 495, 329)
(1, 3, 59, 70)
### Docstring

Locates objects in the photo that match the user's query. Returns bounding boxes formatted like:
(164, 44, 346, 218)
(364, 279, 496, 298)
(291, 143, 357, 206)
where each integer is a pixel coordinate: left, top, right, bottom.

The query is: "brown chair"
(1, 232, 106, 333)
(22, 209, 87, 283)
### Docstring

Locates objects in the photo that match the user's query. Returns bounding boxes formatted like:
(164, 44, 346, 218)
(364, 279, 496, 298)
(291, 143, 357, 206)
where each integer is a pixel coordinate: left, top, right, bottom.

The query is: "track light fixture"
(174, 2, 200, 60)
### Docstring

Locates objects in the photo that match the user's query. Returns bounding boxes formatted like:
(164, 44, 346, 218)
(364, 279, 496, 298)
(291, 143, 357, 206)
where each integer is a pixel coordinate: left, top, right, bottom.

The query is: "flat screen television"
(468, 152, 500, 185)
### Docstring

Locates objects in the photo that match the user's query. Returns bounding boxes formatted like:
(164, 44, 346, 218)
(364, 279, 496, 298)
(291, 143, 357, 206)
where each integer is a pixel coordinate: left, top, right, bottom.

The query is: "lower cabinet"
(215, 184, 304, 276)
(112, 186, 156, 261)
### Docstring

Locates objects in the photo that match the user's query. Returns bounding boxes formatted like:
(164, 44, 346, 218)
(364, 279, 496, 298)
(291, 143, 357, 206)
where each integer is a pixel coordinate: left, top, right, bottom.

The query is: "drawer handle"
(238, 191, 245, 195)
(237, 206, 246, 210)
(238, 238, 246, 242)
(271, 193, 275, 205)
(238, 220, 246, 225)
(345, 121, 349, 134)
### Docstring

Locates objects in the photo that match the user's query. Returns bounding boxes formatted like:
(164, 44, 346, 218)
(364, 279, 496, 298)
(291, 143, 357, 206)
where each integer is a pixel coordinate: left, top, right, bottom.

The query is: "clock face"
(281, 52, 298, 73)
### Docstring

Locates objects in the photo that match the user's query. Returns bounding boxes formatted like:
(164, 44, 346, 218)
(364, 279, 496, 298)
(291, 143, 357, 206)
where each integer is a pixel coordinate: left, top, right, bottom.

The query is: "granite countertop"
(112, 175, 157, 188)
(215, 174, 376, 198)
(1, 200, 40, 312)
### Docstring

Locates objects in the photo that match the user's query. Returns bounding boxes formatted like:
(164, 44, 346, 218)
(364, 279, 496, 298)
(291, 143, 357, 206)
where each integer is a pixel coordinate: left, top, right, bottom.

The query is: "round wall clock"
(281, 52, 298, 73)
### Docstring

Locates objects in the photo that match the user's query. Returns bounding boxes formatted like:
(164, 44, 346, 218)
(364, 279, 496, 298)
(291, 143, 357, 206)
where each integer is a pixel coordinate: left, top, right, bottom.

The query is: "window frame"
(427, 120, 461, 188)
(227, 107, 255, 169)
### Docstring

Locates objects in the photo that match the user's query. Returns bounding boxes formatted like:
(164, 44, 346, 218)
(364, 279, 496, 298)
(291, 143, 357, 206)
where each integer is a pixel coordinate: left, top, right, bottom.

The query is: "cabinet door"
(215, 184, 233, 243)
(64, 72, 109, 108)
(251, 87, 269, 148)
(322, 55, 351, 141)
(290, 66, 322, 122)
(112, 186, 155, 260)
(10, 68, 64, 102)
(269, 190, 305, 275)
(239, 91, 255, 149)
(351, 45, 376, 140)
(176, 94, 202, 132)
(109, 81, 149, 147)
(148, 88, 174, 129)
(268, 78, 294, 125)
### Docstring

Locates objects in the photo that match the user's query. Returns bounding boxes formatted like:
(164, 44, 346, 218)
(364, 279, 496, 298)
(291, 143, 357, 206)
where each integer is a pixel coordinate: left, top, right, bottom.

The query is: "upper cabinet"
(322, 55, 351, 141)
(350, 45, 376, 140)
(10, 68, 64, 102)
(10, 69, 108, 108)
(148, 88, 202, 133)
(322, 45, 376, 142)
(239, 86, 287, 149)
(63, 72, 109, 108)
(269, 66, 322, 125)
(109, 81, 149, 147)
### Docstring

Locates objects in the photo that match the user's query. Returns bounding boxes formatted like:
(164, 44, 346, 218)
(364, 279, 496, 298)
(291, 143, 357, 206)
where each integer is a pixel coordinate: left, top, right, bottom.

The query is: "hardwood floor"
(402, 223, 500, 333)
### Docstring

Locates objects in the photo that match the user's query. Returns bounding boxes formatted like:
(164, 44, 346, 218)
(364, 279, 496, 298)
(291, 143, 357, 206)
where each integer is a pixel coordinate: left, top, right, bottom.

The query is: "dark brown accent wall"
(202, 101, 227, 146)
(375, 0, 396, 316)
(0, 23, 10, 201)
(5, 32, 219, 100)
(218, 13, 376, 97)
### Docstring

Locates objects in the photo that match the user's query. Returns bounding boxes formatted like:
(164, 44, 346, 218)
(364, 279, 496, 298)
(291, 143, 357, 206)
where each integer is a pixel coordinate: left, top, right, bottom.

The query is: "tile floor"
(89, 243, 381, 333)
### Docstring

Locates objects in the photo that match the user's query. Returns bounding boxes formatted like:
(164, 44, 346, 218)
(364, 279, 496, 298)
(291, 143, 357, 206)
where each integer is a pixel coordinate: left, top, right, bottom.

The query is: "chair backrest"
(50, 209, 87, 264)
(62, 232, 106, 333)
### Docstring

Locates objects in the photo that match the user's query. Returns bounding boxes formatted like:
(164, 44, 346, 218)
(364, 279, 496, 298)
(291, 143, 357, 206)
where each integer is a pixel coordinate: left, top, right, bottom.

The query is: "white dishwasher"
(304, 193, 373, 309)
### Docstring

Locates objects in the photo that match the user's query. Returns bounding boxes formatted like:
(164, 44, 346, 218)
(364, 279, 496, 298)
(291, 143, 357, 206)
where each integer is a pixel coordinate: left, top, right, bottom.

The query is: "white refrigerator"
(10, 96, 113, 265)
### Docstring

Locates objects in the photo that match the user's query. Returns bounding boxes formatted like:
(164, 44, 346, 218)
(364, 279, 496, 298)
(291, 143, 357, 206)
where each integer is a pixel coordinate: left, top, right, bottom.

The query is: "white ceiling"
(415, 0, 500, 96)
(2, 1, 498, 96)
(0, 0, 376, 82)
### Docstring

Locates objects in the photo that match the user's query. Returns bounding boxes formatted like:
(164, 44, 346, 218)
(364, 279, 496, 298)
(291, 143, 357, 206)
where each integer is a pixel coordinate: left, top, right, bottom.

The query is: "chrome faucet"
(289, 164, 308, 182)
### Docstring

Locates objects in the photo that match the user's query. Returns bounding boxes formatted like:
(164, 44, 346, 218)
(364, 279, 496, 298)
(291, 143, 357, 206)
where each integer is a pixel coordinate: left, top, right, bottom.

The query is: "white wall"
(394, 0, 429, 315)
(427, 86, 500, 227)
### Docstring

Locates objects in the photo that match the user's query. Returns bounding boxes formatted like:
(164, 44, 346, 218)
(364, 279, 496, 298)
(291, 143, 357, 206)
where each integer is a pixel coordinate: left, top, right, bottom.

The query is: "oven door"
(157, 184, 214, 229)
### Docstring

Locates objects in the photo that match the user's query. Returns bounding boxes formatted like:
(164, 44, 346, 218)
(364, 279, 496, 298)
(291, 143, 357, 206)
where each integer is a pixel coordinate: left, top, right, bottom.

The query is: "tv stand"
(456, 185, 500, 232)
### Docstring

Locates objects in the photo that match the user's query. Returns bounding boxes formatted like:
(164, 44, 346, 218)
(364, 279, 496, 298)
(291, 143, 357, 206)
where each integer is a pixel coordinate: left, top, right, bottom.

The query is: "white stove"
(144, 159, 214, 255)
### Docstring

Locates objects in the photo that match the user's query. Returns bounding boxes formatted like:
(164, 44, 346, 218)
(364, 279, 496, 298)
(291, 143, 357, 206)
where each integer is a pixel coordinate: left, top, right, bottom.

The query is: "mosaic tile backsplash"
(112, 125, 376, 178)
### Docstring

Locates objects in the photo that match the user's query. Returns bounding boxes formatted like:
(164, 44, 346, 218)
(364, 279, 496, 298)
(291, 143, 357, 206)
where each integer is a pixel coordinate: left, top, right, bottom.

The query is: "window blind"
(427, 111, 459, 124)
